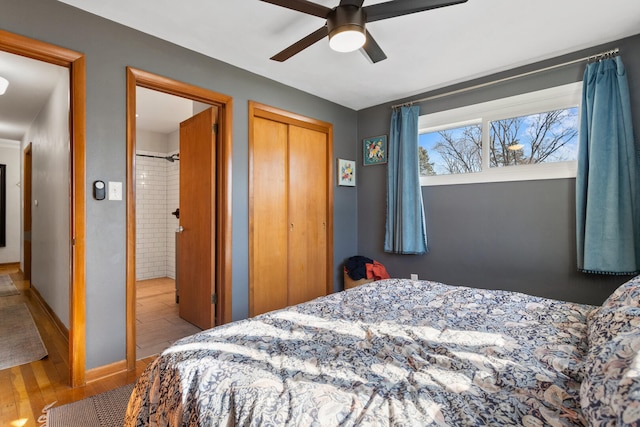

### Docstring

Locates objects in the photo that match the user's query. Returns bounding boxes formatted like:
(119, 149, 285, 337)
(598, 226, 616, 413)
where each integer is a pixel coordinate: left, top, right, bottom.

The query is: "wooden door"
(178, 107, 216, 329)
(250, 117, 289, 316)
(23, 144, 32, 280)
(249, 102, 333, 317)
(288, 125, 328, 305)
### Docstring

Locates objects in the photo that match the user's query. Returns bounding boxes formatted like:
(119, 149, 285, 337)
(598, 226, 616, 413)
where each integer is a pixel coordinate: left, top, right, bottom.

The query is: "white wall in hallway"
(0, 141, 21, 264)
(22, 70, 70, 326)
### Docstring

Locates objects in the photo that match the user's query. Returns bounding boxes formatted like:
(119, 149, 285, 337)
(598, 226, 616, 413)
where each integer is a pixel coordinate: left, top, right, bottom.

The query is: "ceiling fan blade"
(364, 0, 468, 23)
(361, 30, 387, 63)
(270, 26, 329, 62)
(260, 0, 331, 18)
(339, 0, 365, 7)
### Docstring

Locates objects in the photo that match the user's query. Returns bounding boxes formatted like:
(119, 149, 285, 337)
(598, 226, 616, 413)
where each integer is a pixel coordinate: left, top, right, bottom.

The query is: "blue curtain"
(385, 106, 428, 254)
(576, 56, 640, 274)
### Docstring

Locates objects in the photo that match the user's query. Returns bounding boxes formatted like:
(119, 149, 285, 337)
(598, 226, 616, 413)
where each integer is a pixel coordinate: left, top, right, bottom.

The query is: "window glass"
(489, 107, 579, 168)
(417, 82, 582, 186)
(419, 124, 482, 176)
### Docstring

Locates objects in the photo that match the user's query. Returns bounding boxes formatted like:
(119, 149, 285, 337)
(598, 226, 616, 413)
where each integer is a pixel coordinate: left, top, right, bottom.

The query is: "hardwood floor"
(135, 277, 201, 359)
(0, 264, 153, 427)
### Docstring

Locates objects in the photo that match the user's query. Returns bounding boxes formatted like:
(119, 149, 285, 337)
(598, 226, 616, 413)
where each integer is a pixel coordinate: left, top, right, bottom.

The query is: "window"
(418, 83, 582, 185)
(420, 121, 482, 176)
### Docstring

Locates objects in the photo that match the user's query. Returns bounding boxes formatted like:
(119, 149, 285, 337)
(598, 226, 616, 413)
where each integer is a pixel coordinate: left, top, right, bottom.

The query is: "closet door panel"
(288, 125, 328, 305)
(250, 117, 289, 316)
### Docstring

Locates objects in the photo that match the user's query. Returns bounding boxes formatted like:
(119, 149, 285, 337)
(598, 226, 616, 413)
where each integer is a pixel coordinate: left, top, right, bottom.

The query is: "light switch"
(108, 181, 123, 201)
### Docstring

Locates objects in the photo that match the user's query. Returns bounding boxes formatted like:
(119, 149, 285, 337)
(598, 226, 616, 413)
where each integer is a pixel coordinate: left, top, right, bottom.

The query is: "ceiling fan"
(260, 0, 468, 63)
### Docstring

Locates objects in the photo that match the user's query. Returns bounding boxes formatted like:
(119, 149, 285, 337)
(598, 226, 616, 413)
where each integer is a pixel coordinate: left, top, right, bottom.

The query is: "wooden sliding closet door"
(250, 102, 333, 317)
(251, 117, 289, 315)
(288, 125, 328, 305)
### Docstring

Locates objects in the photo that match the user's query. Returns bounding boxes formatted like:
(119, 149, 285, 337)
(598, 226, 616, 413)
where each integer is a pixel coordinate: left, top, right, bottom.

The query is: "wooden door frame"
(125, 67, 233, 370)
(23, 143, 32, 281)
(0, 30, 87, 387)
(248, 101, 334, 316)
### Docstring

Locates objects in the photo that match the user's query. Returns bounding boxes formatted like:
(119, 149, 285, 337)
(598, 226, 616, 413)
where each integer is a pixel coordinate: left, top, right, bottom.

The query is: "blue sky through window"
(419, 124, 481, 175)
(490, 107, 579, 167)
(419, 106, 578, 176)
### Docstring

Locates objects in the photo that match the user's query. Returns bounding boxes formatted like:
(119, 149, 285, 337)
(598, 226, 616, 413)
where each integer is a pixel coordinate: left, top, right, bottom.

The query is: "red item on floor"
(366, 260, 390, 281)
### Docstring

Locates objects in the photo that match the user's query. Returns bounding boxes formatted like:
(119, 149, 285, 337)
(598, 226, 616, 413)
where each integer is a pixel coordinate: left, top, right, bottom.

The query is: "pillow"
(601, 275, 640, 308)
(587, 305, 640, 348)
(581, 306, 640, 425)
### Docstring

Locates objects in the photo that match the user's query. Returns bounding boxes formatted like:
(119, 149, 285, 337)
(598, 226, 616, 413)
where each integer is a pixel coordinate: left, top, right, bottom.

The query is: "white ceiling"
(56, 0, 640, 111)
(136, 87, 193, 134)
(2, 0, 640, 142)
(0, 50, 67, 142)
(0, 51, 193, 141)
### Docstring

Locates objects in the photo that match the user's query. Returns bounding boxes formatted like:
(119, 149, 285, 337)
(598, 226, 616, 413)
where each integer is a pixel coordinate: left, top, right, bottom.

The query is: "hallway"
(0, 263, 150, 427)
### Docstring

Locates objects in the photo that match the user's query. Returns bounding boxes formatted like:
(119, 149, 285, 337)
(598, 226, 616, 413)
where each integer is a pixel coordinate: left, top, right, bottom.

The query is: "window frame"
(418, 82, 582, 186)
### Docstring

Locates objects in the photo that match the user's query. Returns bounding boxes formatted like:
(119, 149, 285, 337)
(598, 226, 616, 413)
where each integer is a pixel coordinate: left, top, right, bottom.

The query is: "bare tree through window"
(490, 108, 579, 168)
(419, 107, 578, 176)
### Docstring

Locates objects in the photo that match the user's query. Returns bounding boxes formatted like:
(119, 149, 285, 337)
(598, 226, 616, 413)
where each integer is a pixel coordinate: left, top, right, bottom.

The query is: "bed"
(124, 276, 640, 426)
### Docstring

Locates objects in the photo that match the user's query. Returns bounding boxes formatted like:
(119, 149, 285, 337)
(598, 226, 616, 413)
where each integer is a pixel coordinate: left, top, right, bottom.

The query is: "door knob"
(177, 226, 184, 233)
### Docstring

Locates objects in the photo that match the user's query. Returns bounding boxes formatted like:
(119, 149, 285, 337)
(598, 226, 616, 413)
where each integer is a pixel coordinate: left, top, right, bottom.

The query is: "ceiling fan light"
(329, 26, 366, 53)
(327, 6, 366, 53)
(0, 76, 8, 95)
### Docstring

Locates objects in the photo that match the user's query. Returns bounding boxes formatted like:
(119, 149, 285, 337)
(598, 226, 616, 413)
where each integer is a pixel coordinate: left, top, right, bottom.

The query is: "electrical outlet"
(410, 273, 418, 281)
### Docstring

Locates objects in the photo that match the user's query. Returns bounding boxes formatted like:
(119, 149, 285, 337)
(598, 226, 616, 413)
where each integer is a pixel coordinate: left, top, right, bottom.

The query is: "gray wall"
(22, 70, 71, 326)
(356, 33, 640, 306)
(1, 0, 357, 369)
(136, 129, 170, 154)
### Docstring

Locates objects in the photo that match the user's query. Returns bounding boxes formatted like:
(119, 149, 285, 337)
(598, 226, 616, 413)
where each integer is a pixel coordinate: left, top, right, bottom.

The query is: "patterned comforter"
(125, 279, 595, 426)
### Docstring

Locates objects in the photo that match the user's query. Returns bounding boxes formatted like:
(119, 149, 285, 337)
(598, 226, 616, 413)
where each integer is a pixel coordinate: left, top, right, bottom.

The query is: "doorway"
(133, 87, 213, 358)
(0, 30, 86, 387)
(126, 68, 233, 369)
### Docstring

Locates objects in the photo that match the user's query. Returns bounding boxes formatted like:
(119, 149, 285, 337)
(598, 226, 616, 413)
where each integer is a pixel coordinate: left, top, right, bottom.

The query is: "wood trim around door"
(23, 144, 32, 281)
(125, 67, 233, 370)
(0, 30, 87, 387)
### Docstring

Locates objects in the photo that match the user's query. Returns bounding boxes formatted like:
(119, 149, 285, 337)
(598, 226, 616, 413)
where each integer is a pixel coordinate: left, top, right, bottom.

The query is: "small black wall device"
(93, 180, 106, 200)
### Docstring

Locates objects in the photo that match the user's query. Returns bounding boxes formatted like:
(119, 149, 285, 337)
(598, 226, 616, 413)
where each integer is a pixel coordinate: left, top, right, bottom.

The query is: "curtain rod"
(391, 47, 620, 109)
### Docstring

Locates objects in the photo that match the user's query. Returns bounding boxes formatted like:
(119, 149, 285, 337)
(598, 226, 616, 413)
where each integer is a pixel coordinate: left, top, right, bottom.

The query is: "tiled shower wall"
(136, 149, 179, 281)
(166, 153, 179, 278)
